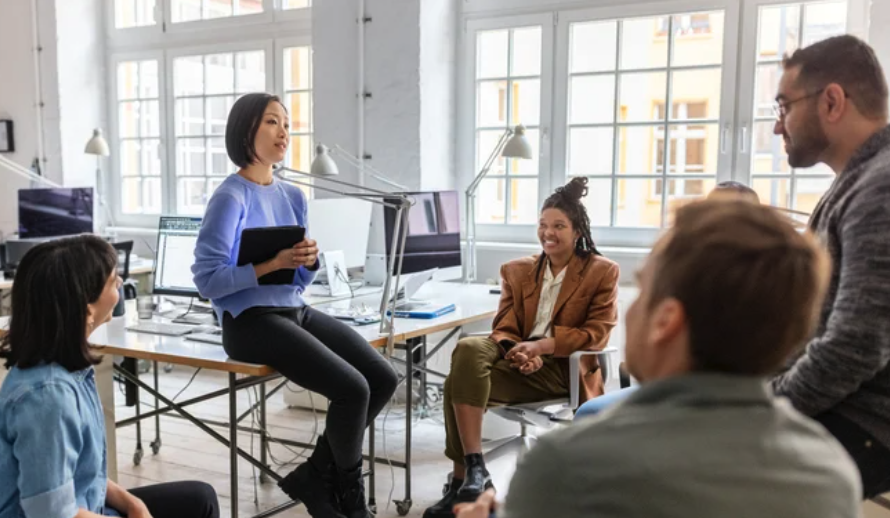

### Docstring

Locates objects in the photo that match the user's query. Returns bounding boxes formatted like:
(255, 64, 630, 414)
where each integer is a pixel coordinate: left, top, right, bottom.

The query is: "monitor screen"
(153, 216, 202, 297)
(383, 190, 462, 274)
(18, 188, 94, 239)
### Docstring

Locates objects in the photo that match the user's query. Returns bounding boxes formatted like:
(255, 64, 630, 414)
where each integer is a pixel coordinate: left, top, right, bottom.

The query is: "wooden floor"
(114, 366, 890, 518)
(113, 366, 521, 518)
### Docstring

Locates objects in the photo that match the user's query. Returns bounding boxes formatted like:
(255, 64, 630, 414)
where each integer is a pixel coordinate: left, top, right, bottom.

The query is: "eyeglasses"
(772, 88, 826, 120)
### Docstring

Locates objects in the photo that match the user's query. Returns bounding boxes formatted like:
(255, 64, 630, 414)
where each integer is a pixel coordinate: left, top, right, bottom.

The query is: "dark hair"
(649, 199, 830, 376)
(783, 35, 888, 120)
(225, 93, 287, 168)
(708, 181, 760, 204)
(0, 235, 118, 372)
(541, 177, 600, 258)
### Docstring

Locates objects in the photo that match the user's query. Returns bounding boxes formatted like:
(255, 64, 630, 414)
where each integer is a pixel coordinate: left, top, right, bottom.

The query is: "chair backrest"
(112, 241, 133, 281)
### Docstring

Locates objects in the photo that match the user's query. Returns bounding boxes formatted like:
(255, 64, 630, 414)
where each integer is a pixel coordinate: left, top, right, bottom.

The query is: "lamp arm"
(274, 166, 410, 209)
(331, 145, 409, 190)
(466, 128, 511, 197)
(0, 154, 60, 187)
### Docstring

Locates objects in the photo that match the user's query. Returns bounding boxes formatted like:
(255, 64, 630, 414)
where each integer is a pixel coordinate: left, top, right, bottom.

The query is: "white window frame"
(461, 13, 556, 245)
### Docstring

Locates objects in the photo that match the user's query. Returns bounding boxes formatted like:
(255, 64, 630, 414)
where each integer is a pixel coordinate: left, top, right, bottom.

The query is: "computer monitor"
(382, 190, 461, 275)
(153, 216, 202, 298)
(307, 197, 373, 269)
(18, 187, 94, 239)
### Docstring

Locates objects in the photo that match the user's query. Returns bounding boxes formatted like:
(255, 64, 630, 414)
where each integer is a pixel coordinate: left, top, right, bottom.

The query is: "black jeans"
(815, 411, 890, 499)
(121, 481, 219, 517)
(222, 306, 399, 470)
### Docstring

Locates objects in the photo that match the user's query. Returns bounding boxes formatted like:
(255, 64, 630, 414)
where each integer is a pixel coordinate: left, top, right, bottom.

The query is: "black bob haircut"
(225, 92, 287, 169)
(0, 235, 117, 372)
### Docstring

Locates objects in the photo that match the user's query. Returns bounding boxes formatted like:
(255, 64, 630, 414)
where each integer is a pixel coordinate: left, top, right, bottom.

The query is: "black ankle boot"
(456, 453, 493, 502)
(422, 473, 463, 518)
(278, 461, 345, 518)
(336, 463, 371, 518)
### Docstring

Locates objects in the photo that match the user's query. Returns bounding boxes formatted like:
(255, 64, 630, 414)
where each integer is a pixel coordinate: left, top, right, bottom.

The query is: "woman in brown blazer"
(423, 177, 620, 518)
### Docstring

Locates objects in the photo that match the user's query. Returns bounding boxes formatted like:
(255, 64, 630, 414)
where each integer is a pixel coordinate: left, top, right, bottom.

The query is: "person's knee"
(336, 375, 371, 406)
(451, 337, 496, 371)
(376, 362, 399, 398)
(182, 481, 220, 518)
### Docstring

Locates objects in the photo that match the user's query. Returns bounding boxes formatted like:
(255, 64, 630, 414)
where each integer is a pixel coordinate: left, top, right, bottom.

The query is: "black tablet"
(237, 225, 306, 285)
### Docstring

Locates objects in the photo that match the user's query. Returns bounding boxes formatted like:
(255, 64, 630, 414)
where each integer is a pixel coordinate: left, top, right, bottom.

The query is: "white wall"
(420, 0, 458, 192)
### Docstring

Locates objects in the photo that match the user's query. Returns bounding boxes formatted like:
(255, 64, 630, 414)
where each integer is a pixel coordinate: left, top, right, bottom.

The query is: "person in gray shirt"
(770, 35, 890, 498)
(455, 199, 861, 518)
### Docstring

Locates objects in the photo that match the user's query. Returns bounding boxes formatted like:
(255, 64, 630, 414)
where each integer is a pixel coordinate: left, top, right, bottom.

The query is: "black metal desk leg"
(368, 417, 377, 514)
(151, 361, 162, 455)
(259, 382, 268, 484)
(229, 373, 239, 518)
(393, 339, 414, 515)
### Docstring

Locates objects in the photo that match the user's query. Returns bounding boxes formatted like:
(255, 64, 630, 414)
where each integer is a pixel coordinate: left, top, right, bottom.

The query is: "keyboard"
(126, 322, 198, 337)
(185, 330, 223, 345)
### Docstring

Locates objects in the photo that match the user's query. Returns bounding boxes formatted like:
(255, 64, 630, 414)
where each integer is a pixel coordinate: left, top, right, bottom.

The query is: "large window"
(282, 46, 313, 180)
(464, 0, 857, 245)
(116, 60, 163, 215)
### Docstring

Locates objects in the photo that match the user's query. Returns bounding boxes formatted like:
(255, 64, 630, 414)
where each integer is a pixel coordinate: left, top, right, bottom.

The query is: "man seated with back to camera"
(454, 199, 860, 518)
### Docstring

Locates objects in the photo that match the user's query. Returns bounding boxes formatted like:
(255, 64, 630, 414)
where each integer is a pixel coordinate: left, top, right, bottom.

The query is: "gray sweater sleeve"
(501, 437, 568, 518)
(773, 181, 890, 416)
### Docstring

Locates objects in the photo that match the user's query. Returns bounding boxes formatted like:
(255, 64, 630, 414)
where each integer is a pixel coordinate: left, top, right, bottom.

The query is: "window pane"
(286, 92, 312, 133)
(120, 141, 141, 176)
(666, 124, 717, 175)
(758, 5, 801, 61)
(753, 177, 791, 208)
(620, 17, 669, 70)
(206, 0, 233, 20)
(478, 30, 509, 79)
(237, 0, 262, 16)
(284, 47, 311, 90)
(143, 177, 162, 214)
(476, 130, 507, 175)
(509, 179, 538, 224)
(617, 126, 661, 175)
(510, 129, 539, 176)
(178, 178, 209, 215)
(569, 75, 615, 124)
(140, 61, 159, 98)
(236, 51, 266, 93)
(209, 137, 233, 176)
(569, 128, 614, 175)
(618, 72, 666, 123)
(115, 0, 157, 29)
(476, 178, 505, 224)
(754, 64, 782, 118)
(175, 56, 204, 95)
(616, 178, 661, 227)
(205, 53, 235, 94)
(580, 178, 613, 227)
(477, 80, 508, 127)
(140, 100, 160, 137)
(122, 178, 142, 214)
(141, 139, 161, 176)
(176, 98, 205, 136)
(665, 178, 716, 224)
(118, 62, 139, 99)
(571, 21, 617, 73)
(284, 0, 310, 8)
(207, 96, 234, 135)
(289, 135, 313, 172)
(670, 69, 721, 120)
(511, 79, 540, 127)
(177, 139, 206, 176)
(795, 177, 833, 214)
(752, 121, 789, 174)
(803, 1, 847, 47)
(172, 0, 202, 23)
(119, 102, 140, 138)
(671, 12, 724, 67)
(511, 27, 542, 77)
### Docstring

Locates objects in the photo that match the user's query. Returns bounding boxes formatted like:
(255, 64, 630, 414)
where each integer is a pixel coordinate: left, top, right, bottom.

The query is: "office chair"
(462, 330, 622, 463)
(112, 241, 138, 300)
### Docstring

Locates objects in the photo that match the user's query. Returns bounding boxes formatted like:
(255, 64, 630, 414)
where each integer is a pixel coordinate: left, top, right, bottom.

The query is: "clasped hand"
(274, 239, 318, 270)
(504, 339, 555, 376)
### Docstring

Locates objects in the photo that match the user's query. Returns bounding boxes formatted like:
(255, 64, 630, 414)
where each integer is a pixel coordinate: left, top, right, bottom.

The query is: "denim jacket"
(0, 363, 119, 518)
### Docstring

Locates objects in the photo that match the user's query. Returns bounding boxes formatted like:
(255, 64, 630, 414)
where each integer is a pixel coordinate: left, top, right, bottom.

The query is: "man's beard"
(785, 111, 829, 168)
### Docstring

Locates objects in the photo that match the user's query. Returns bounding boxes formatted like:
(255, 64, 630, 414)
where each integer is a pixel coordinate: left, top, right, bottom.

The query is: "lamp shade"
(311, 144, 339, 176)
(501, 125, 533, 159)
(84, 128, 110, 156)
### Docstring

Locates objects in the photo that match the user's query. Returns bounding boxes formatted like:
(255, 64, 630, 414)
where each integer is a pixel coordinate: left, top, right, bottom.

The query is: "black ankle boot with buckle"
(456, 453, 493, 502)
(336, 462, 371, 518)
(422, 473, 463, 518)
(278, 460, 345, 518)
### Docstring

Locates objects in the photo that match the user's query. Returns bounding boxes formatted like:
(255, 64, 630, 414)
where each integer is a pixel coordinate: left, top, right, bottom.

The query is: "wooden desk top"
(0, 281, 500, 376)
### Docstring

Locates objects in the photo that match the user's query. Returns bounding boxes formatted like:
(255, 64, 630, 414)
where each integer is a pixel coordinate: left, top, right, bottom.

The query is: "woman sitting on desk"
(423, 177, 620, 518)
(0, 235, 220, 518)
(192, 93, 398, 518)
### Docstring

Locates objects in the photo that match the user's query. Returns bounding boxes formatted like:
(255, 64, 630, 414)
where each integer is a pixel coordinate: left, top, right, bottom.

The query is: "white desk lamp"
(275, 157, 412, 357)
(312, 143, 408, 190)
(464, 124, 534, 282)
(84, 128, 113, 228)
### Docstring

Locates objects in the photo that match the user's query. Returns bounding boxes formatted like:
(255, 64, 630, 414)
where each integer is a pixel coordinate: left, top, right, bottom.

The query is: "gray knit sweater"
(773, 125, 890, 448)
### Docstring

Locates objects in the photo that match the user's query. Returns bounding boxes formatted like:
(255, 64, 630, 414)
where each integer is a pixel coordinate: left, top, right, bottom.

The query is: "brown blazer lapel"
(551, 255, 587, 322)
(521, 262, 543, 339)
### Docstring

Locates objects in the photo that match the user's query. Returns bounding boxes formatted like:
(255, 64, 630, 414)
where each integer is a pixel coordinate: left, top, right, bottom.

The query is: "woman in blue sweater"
(192, 93, 398, 518)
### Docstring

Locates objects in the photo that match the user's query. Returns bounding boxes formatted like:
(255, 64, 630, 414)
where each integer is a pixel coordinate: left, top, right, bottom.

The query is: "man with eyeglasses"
(771, 34, 890, 498)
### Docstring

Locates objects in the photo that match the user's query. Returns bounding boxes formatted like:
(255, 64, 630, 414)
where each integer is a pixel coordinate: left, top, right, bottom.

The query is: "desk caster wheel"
(133, 447, 144, 466)
(395, 499, 412, 516)
(150, 439, 161, 455)
(259, 473, 269, 484)
(163, 363, 174, 373)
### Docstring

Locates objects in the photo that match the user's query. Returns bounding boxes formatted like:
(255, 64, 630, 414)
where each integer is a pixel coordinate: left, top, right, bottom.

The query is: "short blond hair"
(649, 199, 830, 375)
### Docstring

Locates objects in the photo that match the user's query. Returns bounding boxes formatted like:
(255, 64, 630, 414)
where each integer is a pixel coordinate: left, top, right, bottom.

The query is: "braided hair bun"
(541, 177, 599, 257)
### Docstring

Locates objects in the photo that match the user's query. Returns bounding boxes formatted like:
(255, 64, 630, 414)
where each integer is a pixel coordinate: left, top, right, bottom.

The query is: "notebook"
(237, 226, 305, 285)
